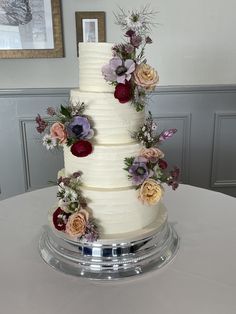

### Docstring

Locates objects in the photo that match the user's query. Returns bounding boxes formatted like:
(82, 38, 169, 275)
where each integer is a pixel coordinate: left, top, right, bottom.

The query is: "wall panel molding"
(211, 112, 236, 188)
(0, 88, 70, 98)
(1, 85, 236, 98)
(152, 113, 191, 183)
(19, 118, 37, 191)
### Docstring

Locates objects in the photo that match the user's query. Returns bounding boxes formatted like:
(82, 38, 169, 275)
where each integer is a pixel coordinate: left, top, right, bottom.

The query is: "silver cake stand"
(39, 205, 179, 280)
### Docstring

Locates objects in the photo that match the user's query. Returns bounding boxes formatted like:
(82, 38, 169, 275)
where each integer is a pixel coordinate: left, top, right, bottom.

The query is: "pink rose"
(140, 147, 164, 159)
(65, 209, 89, 237)
(50, 122, 67, 144)
(134, 63, 159, 90)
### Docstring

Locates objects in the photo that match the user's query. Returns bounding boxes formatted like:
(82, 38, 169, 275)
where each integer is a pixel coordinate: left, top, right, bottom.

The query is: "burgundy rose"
(114, 81, 132, 103)
(71, 140, 93, 157)
(52, 207, 69, 231)
(158, 159, 168, 170)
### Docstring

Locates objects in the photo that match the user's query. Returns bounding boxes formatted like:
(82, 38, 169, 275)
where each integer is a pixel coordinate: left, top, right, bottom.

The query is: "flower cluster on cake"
(102, 6, 159, 111)
(36, 6, 180, 242)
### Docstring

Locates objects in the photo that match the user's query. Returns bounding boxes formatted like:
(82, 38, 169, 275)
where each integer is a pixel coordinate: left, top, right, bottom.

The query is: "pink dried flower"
(131, 34, 143, 48)
(125, 44, 135, 54)
(125, 29, 135, 37)
(46, 107, 56, 116)
(35, 114, 48, 134)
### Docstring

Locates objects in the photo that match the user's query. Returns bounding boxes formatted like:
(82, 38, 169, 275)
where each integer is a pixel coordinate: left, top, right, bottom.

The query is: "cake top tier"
(79, 42, 114, 93)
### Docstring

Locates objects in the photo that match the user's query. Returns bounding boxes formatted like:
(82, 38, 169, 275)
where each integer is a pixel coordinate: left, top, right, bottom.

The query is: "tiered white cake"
(62, 43, 163, 236)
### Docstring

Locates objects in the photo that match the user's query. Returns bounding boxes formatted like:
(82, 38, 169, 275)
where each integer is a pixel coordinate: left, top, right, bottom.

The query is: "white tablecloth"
(0, 184, 236, 314)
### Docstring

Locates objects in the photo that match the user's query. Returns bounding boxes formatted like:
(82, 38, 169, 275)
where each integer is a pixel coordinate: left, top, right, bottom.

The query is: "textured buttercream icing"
(79, 43, 115, 92)
(81, 186, 160, 234)
(70, 89, 144, 144)
(64, 143, 141, 188)
(60, 42, 162, 236)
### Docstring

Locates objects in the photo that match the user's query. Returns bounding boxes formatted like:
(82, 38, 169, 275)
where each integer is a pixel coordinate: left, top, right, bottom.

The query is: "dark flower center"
(131, 14, 139, 22)
(136, 166, 146, 175)
(116, 65, 127, 76)
(72, 124, 83, 136)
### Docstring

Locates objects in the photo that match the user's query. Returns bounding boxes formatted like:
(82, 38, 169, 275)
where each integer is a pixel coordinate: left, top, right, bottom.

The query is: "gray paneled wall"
(0, 86, 235, 200)
(149, 86, 236, 197)
(0, 89, 68, 200)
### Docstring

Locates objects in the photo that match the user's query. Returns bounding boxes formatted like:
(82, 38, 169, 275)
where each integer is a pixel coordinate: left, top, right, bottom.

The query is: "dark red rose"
(158, 159, 168, 169)
(52, 207, 68, 231)
(114, 81, 132, 103)
(71, 140, 93, 157)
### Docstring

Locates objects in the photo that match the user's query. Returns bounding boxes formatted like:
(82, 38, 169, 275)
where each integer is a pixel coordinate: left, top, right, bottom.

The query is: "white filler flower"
(42, 134, 57, 150)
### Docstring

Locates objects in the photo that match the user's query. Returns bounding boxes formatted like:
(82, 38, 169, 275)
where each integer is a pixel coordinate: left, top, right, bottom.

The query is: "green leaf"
(60, 105, 71, 118)
(66, 137, 76, 147)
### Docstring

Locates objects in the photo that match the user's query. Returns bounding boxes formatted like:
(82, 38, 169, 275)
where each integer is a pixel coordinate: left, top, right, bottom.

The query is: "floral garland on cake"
(102, 6, 158, 111)
(35, 102, 94, 158)
(52, 171, 99, 241)
(124, 113, 180, 205)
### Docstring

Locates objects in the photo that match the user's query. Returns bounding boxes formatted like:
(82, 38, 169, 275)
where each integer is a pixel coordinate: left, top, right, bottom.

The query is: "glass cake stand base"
(39, 217, 179, 280)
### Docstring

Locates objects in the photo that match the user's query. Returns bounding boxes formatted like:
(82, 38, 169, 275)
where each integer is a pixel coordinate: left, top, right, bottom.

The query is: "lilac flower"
(84, 221, 99, 242)
(102, 57, 135, 84)
(67, 116, 94, 140)
(159, 129, 177, 142)
(129, 156, 150, 185)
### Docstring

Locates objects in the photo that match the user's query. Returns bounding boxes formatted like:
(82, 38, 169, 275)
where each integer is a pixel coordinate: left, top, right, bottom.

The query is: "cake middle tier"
(64, 143, 141, 188)
(70, 89, 144, 144)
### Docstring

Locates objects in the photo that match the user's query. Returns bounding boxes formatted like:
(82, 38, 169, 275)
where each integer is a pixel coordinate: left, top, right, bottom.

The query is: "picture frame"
(0, 0, 64, 59)
(75, 11, 106, 55)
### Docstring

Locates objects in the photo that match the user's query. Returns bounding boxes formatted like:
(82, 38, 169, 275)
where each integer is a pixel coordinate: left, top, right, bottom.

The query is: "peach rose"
(134, 63, 159, 90)
(50, 122, 67, 144)
(140, 147, 164, 159)
(65, 209, 89, 237)
(139, 179, 163, 205)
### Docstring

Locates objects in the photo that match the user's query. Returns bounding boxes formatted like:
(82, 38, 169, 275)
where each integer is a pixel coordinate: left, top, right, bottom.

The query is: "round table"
(0, 184, 236, 314)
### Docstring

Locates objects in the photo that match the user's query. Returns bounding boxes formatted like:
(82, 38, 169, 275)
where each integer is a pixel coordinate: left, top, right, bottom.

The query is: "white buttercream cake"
(60, 42, 164, 236)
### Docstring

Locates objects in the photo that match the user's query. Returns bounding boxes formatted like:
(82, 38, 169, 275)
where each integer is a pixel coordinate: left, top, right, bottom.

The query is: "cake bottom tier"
(39, 205, 179, 280)
(81, 185, 161, 235)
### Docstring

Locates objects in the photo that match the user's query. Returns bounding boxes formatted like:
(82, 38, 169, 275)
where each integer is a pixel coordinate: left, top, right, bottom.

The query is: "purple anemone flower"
(129, 156, 150, 185)
(102, 57, 135, 84)
(67, 116, 94, 140)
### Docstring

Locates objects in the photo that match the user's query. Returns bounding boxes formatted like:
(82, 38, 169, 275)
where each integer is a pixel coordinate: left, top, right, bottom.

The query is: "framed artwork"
(0, 0, 64, 59)
(75, 11, 106, 55)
